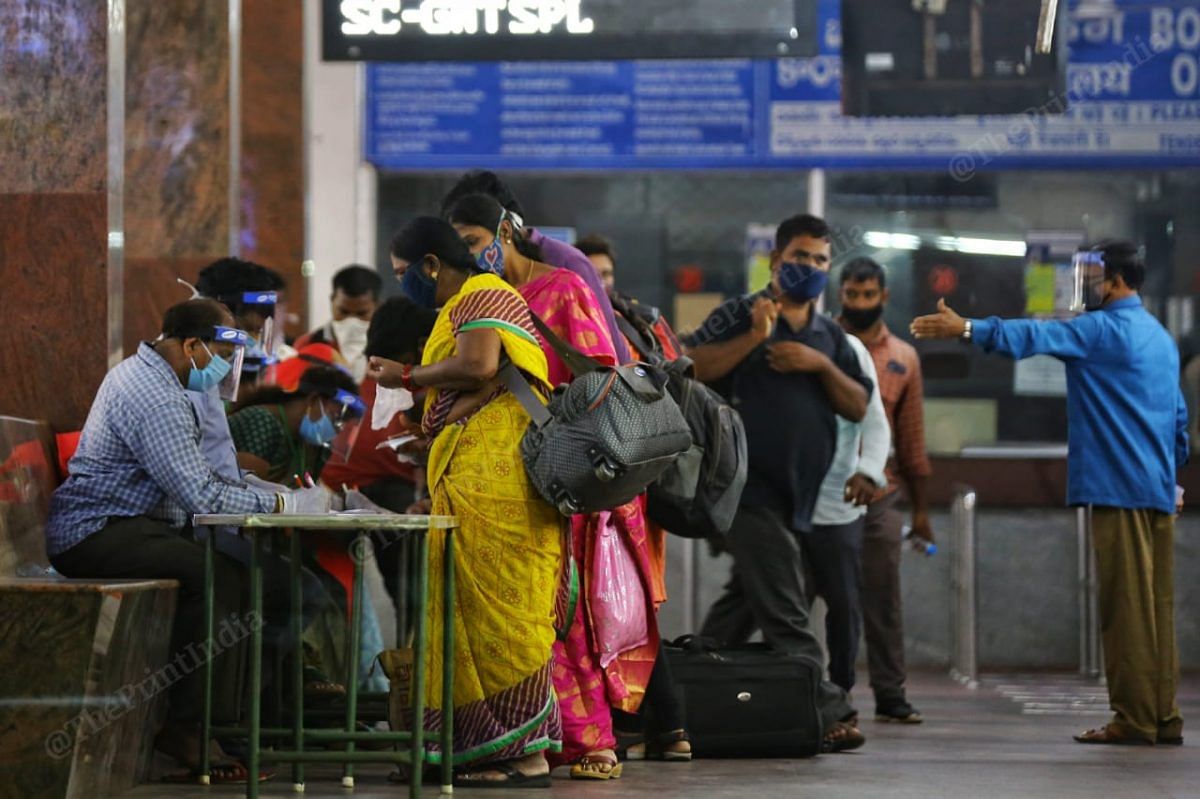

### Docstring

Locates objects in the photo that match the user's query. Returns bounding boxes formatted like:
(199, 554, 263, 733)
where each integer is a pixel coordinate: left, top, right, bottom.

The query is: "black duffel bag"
(665, 635, 823, 759)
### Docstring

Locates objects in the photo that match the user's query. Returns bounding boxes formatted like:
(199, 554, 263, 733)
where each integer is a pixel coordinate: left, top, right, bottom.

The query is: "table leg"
(248, 533, 264, 799)
(290, 531, 305, 792)
(409, 531, 430, 799)
(342, 532, 366, 788)
(200, 532, 214, 785)
(396, 534, 410, 647)
(440, 529, 455, 795)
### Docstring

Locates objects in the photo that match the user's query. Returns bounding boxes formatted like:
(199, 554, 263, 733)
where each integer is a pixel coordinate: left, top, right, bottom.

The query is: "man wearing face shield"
(295, 265, 383, 384)
(683, 214, 873, 753)
(912, 240, 1190, 746)
(195, 257, 292, 382)
(44, 300, 330, 779)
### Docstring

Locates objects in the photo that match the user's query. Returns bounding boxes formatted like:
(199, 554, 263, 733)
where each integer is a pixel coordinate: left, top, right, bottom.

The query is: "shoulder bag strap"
(528, 311, 602, 377)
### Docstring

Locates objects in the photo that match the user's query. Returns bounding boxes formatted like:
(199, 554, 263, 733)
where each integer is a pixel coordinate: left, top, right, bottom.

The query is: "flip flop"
(162, 761, 275, 785)
(454, 762, 551, 789)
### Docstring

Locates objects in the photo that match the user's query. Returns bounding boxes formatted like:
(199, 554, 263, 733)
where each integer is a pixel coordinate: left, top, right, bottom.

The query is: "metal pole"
(343, 533, 367, 788)
(410, 531, 431, 799)
(949, 487, 978, 688)
(248, 533, 264, 799)
(1078, 506, 1101, 678)
(290, 530, 305, 792)
(441, 530, 455, 795)
(200, 532, 213, 785)
(680, 538, 696, 633)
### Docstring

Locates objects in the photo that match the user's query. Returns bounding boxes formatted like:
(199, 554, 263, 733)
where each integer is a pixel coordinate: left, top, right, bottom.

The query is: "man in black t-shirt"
(683, 214, 872, 752)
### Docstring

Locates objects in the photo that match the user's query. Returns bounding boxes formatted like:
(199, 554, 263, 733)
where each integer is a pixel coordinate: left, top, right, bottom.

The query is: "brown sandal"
(822, 721, 865, 753)
(1074, 725, 1154, 746)
(569, 752, 623, 780)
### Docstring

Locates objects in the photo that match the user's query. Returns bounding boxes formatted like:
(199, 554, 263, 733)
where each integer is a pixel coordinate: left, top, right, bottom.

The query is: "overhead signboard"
(364, 0, 1200, 170)
(324, 0, 819, 61)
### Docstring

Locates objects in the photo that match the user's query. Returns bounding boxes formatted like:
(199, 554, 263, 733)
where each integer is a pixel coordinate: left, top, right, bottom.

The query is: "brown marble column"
(123, 0, 308, 350)
(241, 0, 308, 340)
(0, 0, 114, 431)
(123, 0, 233, 351)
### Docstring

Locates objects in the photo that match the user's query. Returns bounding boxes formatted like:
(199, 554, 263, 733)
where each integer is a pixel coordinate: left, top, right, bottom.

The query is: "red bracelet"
(400, 364, 416, 390)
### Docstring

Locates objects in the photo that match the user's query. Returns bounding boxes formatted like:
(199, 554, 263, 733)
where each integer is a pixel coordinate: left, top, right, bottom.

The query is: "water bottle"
(901, 525, 937, 556)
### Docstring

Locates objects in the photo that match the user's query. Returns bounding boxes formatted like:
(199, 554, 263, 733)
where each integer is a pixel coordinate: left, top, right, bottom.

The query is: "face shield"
(208, 325, 249, 401)
(1069, 250, 1107, 313)
(325, 388, 367, 464)
(230, 291, 280, 375)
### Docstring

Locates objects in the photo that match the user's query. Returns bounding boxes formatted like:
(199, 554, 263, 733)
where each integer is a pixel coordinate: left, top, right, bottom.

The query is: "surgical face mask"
(331, 317, 371, 381)
(299, 403, 338, 446)
(475, 223, 506, 276)
(400, 259, 438, 309)
(841, 303, 884, 331)
(777, 261, 829, 303)
(187, 342, 232, 393)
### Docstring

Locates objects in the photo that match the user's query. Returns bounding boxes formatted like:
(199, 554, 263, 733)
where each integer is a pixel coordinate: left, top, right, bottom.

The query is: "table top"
(193, 512, 457, 530)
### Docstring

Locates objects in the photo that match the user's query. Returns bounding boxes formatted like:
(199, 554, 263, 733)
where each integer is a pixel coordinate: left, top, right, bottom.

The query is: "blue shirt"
(46, 343, 278, 555)
(972, 296, 1189, 514)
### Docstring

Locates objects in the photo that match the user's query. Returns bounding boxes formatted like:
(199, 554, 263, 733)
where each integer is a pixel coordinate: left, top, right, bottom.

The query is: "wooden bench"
(0, 416, 179, 798)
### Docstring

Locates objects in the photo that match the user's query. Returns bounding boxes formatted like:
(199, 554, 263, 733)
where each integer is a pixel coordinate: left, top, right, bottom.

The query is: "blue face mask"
(400, 258, 438, 309)
(299, 403, 338, 446)
(475, 223, 506, 276)
(187, 342, 232, 393)
(777, 261, 829, 303)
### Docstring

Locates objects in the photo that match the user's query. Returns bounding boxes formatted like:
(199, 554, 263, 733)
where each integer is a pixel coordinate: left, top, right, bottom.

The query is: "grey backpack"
(502, 314, 693, 516)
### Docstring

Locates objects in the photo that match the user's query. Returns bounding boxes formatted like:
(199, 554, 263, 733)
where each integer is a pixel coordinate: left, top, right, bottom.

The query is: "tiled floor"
(132, 672, 1200, 798)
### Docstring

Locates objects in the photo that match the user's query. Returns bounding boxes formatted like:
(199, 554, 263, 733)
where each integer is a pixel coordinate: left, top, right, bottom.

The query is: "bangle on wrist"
(400, 364, 416, 390)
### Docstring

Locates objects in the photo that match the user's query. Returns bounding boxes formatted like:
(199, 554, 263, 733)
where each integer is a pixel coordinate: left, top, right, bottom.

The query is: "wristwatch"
(961, 319, 973, 341)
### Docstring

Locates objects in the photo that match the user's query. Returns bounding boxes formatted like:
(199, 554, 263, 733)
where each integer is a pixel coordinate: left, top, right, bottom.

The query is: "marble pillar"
(0, 0, 113, 431)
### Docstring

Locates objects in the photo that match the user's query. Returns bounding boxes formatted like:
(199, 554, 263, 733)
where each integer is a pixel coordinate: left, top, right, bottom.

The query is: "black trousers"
(700, 500, 856, 729)
(801, 517, 865, 694)
(51, 516, 248, 724)
(612, 638, 686, 736)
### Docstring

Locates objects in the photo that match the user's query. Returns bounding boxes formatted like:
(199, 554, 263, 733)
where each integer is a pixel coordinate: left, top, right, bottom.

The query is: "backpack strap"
(528, 311, 602, 378)
(500, 363, 553, 428)
(614, 313, 660, 364)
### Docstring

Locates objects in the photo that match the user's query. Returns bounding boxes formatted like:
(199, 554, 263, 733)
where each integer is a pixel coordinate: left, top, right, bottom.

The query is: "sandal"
(821, 721, 865, 754)
(569, 752, 623, 780)
(614, 730, 645, 760)
(303, 665, 346, 698)
(454, 762, 551, 789)
(162, 761, 275, 785)
(1074, 725, 1154, 746)
(635, 729, 692, 762)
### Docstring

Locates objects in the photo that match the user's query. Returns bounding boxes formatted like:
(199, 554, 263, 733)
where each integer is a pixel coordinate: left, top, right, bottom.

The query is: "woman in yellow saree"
(369, 216, 563, 788)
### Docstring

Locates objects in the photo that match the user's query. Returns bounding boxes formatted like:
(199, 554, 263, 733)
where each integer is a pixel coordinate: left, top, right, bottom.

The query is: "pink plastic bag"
(588, 511, 649, 668)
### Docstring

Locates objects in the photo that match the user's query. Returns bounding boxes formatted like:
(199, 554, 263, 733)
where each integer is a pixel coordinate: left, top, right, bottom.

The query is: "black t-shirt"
(683, 289, 873, 532)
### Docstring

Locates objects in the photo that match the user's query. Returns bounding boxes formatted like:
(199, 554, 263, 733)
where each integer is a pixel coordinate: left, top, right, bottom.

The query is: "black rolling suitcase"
(665, 636, 824, 758)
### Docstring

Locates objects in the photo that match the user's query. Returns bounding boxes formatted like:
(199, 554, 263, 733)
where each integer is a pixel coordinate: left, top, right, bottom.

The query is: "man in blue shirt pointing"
(912, 240, 1189, 746)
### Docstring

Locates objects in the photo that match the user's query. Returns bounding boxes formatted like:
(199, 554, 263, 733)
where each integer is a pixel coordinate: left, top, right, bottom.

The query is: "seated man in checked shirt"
(45, 298, 329, 783)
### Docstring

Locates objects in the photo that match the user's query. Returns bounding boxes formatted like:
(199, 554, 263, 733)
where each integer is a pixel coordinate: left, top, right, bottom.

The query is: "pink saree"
(519, 267, 662, 765)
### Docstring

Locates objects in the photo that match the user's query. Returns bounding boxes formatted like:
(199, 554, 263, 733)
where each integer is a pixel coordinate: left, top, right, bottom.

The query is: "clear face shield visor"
(208, 325, 249, 401)
(325, 388, 367, 464)
(1069, 250, 1108, 313)
(232, 292, 280, 375)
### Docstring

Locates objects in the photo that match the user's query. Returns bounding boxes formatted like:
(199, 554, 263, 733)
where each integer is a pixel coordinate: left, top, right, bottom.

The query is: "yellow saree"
(420, 274, 565, 765)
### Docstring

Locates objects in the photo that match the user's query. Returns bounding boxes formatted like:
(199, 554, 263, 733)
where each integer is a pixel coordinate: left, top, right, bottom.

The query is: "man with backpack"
(684, 214, 873, 752)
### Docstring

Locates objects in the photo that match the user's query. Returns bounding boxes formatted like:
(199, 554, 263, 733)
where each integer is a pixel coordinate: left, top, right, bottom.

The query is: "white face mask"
(331, 317, 370, 381)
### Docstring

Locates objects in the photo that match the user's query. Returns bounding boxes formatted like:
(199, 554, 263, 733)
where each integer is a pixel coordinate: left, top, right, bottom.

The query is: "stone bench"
(0, 416, 179, 797)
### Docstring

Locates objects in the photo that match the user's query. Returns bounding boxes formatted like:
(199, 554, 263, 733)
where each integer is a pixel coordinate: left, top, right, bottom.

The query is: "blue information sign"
(365, 0, 1200, 171)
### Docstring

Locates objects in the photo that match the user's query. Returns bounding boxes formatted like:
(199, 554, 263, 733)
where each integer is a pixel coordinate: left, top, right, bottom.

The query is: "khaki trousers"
(1091, 506, 1182, 742)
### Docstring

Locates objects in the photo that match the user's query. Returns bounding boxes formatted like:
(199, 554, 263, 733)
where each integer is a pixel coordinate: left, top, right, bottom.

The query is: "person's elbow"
(840, 388, 869, 423)
(685, 345, 716, 383)
(459, 352, 500, 385)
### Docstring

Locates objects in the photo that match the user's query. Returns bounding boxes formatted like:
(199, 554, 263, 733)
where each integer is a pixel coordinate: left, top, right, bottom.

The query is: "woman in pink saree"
(450, 194, 662, 781)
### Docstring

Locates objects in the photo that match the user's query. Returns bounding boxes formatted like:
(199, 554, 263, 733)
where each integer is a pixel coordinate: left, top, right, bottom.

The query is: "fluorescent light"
(864, 231, 921, 250)
(935, 236, 1027, 257)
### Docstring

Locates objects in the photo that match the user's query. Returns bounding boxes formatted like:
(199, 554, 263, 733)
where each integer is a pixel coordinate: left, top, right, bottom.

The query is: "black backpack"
(615, 315, 748, 540)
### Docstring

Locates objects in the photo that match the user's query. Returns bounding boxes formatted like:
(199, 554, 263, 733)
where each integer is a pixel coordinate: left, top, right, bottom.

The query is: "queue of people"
(41, 169, 1189, 788)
